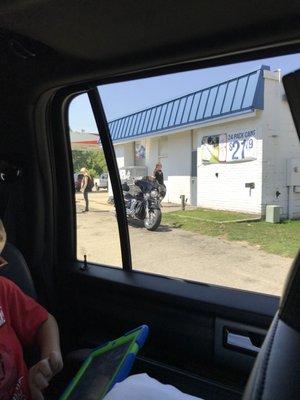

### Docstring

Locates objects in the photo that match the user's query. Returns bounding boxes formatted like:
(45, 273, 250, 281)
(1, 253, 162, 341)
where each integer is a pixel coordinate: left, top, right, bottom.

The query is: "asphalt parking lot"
(76, 191, 293, 296)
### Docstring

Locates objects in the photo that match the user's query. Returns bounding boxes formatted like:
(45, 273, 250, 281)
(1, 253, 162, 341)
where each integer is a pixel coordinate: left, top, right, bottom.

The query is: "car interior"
(0, 1, 300, 399)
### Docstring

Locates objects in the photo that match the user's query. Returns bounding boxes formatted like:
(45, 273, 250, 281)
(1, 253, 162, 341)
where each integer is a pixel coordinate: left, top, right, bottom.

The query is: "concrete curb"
(171, 214, 261, 224)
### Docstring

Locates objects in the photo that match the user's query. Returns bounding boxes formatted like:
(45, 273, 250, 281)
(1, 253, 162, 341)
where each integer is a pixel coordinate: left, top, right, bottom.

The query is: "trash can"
(265, 205, 281, 223)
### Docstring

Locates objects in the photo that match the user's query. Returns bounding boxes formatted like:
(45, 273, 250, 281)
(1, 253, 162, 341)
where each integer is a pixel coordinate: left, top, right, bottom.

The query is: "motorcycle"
(122, 177, 165, 231)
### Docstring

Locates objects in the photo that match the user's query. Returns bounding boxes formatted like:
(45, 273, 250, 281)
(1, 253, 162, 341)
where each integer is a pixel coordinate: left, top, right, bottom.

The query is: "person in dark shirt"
(80, 167, 91, 212)
(153, 162, 166, 201)
(153, 162, 164, 185)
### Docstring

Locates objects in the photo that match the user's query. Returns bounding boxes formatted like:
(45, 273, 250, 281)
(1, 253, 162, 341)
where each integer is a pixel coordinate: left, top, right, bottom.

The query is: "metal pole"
(180, 195, 186, 211)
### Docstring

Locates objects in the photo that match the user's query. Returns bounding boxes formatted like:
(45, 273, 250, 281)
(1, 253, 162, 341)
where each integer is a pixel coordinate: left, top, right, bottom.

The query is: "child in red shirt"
(0, 219, 63, 400)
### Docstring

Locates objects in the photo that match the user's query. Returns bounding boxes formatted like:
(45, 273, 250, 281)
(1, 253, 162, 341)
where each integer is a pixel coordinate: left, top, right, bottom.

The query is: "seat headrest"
(0, 242, 37, 299)
(279, 253, 300, 332)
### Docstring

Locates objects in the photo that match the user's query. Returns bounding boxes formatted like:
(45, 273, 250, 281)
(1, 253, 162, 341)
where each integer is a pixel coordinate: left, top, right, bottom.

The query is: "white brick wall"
(196, 117, 263, 214)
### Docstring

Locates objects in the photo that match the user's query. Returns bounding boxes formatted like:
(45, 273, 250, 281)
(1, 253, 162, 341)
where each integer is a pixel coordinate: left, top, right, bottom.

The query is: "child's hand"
(29, 351, 63, 400)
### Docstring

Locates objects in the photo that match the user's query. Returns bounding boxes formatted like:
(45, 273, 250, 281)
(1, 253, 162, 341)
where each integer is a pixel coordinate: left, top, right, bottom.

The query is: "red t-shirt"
(0, 277, 48, 400)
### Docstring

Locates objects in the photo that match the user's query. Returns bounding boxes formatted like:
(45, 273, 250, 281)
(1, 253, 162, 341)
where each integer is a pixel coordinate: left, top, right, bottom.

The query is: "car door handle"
(224, 328, 265, 355)
(227, 332, 260, 353)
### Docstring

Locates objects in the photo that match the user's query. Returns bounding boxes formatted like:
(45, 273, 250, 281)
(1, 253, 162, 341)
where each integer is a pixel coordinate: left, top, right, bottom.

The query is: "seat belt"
(0, 185, 10, 220)
(0, 160, 25, 244)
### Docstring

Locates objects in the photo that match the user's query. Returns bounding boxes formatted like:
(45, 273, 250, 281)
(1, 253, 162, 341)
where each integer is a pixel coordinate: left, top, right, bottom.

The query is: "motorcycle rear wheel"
(144, 209, 162, 231)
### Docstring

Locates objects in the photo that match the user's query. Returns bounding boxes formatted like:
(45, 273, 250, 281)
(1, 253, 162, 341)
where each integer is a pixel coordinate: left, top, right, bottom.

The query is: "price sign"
(226, 129, 256, 162)
(201, 129, 257, 164)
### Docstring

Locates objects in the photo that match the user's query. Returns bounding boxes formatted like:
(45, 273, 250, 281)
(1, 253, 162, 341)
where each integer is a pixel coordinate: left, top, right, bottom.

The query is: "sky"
(69, 53, 300, 132)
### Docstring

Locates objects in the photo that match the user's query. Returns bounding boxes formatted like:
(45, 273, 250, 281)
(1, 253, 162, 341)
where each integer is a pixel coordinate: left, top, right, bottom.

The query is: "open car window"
(68, 53, 300, 296)
(69, 94, 123, 268)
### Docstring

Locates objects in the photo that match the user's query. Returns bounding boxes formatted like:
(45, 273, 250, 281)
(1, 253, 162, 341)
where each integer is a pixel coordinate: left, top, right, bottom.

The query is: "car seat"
(243, 254, 300, 399)
(0, 242, 41, 367)
(0, 240, 90, 398)
(0, 241, 37, 299)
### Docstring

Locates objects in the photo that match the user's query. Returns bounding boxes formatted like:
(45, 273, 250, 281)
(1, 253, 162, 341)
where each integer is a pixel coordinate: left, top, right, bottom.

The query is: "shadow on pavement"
(128, 220, 172, 232)
(76, 209, 111, 214)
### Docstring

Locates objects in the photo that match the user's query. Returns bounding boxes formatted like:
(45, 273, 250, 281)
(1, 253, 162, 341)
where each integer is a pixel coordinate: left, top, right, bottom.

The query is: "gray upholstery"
(0, 242, 37, 299)
(243, 256, 300, 400)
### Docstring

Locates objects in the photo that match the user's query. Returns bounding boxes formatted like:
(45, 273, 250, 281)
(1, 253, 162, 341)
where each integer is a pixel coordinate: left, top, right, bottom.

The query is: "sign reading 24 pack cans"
(201, 129, 257, 164)
(226, 129, 256, 162)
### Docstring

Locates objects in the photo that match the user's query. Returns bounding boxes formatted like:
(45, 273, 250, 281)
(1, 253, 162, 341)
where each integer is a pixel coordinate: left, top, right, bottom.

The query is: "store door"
(191, 150, 197, 205)
(158, 137, 169, 202)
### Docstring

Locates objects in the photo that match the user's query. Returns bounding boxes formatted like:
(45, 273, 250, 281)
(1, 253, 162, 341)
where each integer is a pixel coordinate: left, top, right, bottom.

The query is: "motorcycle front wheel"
(144, 209, 162, 231)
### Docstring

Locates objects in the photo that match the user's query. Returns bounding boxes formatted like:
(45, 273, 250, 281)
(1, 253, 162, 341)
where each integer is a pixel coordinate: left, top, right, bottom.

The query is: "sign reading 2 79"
(226, 129, 256, 162)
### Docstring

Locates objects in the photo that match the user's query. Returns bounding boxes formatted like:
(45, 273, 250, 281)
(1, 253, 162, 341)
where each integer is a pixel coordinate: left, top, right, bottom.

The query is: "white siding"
(261, 71, 300, 218)
(145, 137, 159, 172)
(115, 145, 125, 168)
(115, 142, 134, 168)
(109, 143, 135, 196)
(143, 131, 193, 203)
(162, 131, 192, 204)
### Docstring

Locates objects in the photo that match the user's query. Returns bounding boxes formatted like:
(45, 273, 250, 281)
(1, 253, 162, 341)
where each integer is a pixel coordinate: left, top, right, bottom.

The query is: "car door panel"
(60, 263, 278, 398)
(52, 77, 282, 400)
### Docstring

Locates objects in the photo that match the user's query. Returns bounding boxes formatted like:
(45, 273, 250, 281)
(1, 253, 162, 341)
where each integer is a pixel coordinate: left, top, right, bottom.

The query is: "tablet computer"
(59, 325, 149, 400)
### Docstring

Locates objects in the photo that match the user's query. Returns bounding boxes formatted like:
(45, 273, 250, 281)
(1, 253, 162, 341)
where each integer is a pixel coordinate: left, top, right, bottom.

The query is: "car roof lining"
(1, 1, 300, 93)
(1, 1, 300, 61)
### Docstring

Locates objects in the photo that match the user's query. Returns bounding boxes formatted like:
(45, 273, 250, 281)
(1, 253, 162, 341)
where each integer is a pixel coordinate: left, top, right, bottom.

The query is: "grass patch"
(163, 209, 300, 258)
(167, 208, 258, 222)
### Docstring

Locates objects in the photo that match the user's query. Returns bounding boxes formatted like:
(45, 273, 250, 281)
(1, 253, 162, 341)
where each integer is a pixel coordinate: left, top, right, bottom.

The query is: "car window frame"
(51, 50, 298, 299)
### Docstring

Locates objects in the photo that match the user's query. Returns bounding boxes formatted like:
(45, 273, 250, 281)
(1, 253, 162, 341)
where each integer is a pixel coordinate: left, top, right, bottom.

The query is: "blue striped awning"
(109, 66, 269, 142)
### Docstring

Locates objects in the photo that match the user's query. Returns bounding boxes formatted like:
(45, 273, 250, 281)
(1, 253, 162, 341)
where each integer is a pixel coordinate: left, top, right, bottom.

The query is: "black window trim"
(87, 88, 132, 271)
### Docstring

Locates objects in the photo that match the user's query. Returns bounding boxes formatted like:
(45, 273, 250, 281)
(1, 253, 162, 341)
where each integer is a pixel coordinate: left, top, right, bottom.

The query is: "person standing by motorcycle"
(153, 162, 164, 185)
(153, 162, 166, 201)
(80, 167, 91, 212)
